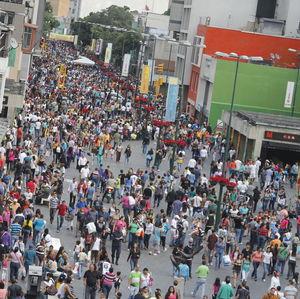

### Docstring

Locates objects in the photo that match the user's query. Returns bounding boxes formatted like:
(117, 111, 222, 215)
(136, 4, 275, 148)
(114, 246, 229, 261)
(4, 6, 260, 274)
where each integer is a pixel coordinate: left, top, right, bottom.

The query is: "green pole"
(291, 67, 299, 117)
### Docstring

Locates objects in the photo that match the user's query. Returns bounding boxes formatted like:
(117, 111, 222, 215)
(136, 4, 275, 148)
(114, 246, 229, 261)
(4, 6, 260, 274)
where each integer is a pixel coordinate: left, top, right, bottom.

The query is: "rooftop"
(234, 111, 300, 130)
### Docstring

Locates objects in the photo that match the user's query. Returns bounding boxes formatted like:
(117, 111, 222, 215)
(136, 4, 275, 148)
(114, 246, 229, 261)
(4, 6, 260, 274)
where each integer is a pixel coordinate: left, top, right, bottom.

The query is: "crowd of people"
(0, 40, 297, 299)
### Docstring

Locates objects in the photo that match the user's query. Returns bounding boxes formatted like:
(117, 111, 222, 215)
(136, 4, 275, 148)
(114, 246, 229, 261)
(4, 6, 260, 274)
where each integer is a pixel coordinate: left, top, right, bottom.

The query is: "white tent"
(73, 56, 95, 66)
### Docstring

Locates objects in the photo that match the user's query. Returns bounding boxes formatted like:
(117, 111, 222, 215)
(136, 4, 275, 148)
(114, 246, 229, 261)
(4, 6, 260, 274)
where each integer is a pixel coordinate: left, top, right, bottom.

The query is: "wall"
(194, 0, 258, 30)
(209, 60, 300, 126)
(169, 0, 183, 32)
(285, 0, 300, 37)
(198, 25, 300, 67)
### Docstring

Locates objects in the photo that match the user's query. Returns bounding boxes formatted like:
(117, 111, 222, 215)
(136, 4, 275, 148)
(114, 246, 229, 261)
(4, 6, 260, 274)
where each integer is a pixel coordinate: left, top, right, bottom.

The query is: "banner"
(121, 54, 131, 77)
(148, 59, 155, 83)
(165, 77, 179, 122)
(95, 39, 103, 55)
(140, 65, 150, 94)
(104, 43, 112, 65)
(284, 81, 294, 108)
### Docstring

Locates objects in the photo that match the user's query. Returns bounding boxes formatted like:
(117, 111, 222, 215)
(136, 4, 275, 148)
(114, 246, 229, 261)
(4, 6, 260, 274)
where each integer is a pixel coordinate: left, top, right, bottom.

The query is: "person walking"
(124, 145, 131, 164)
(102, 267, 116, 299)
(251, 247, 263, 281)
(191, 260, 209, 298)
(56, 200, 68, 233)
(216, 276, 234, 299)
(83, 264, 99, 299)
(128, 265, 142, 299)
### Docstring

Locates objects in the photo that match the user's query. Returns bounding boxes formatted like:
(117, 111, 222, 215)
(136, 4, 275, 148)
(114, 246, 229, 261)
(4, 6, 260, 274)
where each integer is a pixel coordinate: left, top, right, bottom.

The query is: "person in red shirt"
(26, 179, 37, 194)
(57, 200, 68, 232)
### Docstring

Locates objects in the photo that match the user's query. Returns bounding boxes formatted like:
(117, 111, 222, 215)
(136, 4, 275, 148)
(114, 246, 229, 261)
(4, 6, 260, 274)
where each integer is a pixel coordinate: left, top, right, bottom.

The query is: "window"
(0, 107, 8, 119)
(2, 96, 8, 106)
(0, 31, 9, 58)
(191, 36, 204, 66)
(0, 12, 14, 25)
(22, 27, 33, 49)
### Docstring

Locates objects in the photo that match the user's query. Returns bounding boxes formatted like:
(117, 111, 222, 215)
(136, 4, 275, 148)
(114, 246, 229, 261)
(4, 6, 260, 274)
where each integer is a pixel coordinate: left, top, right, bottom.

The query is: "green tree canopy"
(43, 2, 59, 35)
(71, 5, 142, 70)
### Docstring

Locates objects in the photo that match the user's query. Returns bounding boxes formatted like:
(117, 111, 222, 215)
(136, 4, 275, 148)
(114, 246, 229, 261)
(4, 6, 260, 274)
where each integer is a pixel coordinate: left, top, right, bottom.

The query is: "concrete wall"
(285, 0, 300, 37)
(169, 0, 184, 32)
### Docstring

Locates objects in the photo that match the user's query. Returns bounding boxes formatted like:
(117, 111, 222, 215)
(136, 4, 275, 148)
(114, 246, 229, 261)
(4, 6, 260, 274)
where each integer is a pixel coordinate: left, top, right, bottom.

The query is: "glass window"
(22, 27, 32, 49)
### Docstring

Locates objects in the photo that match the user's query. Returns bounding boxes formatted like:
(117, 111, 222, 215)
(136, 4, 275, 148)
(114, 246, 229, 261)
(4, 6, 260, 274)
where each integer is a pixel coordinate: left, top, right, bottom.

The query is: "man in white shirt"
(188, 158, 197, 170)
(80, 165, 90, 180)
(192, 194, 202, 216)
(200, 147, 208, 165)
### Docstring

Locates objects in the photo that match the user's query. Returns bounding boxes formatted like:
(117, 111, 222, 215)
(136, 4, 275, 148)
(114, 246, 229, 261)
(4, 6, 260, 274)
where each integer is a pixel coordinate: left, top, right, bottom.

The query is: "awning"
(73, 56, 95, 66)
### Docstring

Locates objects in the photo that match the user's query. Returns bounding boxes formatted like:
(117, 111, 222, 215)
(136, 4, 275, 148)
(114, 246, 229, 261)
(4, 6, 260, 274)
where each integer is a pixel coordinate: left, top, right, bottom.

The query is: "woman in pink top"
(165, 286, 178, 299)
(0, 281, 7, 299)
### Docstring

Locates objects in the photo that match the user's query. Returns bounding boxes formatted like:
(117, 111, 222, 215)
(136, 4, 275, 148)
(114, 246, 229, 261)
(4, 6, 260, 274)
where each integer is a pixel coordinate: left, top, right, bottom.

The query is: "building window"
(0, 107, 8, 118)
(23, 27, 33, 49)
(191, 36, 204, 66)
(0, 12, 14, 25)
(2, 96, 8, 106)
(0, 32, 9, 58)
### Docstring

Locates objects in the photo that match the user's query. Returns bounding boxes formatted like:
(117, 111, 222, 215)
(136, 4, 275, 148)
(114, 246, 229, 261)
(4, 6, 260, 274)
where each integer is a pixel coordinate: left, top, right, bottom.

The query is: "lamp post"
(288, 48, 300, 117)
(214, 52, 263, 229)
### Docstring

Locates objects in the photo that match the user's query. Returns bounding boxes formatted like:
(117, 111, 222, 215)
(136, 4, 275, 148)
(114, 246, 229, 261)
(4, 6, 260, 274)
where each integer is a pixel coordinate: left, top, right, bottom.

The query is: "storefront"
(222, 111, 300, 163)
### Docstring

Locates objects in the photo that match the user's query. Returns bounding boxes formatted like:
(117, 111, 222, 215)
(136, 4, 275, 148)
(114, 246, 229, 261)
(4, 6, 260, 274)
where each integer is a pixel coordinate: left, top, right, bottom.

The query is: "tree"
(43, 2, 59, 35)
(72, 5, 142, 69)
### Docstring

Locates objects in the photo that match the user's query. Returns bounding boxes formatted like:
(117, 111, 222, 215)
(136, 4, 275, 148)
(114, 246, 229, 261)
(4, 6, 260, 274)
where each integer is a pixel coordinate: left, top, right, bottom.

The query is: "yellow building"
(49, 0, 70, 17)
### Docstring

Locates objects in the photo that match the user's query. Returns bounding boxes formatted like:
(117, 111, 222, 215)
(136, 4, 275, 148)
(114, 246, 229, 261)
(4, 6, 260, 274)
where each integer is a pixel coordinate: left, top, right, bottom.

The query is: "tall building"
(49, 0, 81, 34)
(69, 0, 81, 22)
(169, 0, 300, 109)
(0, 0, 45, 122)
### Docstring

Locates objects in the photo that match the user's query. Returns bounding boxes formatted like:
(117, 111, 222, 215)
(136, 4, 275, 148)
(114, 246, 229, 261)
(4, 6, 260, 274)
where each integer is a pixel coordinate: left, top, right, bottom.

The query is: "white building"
(169, 0, 300, 105)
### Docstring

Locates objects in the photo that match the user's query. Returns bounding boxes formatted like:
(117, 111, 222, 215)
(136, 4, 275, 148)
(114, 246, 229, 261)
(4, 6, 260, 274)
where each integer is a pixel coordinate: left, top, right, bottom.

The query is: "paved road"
(23, 139, 299, 299)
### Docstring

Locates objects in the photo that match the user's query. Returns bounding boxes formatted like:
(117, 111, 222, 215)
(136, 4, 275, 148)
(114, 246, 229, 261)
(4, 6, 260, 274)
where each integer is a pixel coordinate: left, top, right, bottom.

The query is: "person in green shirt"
(128, 265, 142, 299)
(128, 219, 139, 249)
(217, 276, 234, 299)
(191, 261, 209, 298)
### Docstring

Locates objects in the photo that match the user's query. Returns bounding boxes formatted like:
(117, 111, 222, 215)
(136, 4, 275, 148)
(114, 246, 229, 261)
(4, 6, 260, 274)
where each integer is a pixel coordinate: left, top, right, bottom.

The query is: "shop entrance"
(261, 141, 300, 164)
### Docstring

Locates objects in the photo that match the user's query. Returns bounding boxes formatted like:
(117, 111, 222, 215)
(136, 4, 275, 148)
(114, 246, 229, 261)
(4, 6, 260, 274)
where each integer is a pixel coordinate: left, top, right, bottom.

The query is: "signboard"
(121, 54, 131, 77)
(104, 43, 112, 65)
(95, 39, 103, 55)
(264, 131, 300, 143)
(284, 81, 295, 108)
(165, 77, 179, 122)
(140, 65, 150, 94)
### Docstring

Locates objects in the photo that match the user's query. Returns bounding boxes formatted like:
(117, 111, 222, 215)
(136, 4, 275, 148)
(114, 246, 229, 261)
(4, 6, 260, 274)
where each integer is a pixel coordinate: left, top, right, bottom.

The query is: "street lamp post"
(214, 52, 263, 229)
(288, 48, 300, 117)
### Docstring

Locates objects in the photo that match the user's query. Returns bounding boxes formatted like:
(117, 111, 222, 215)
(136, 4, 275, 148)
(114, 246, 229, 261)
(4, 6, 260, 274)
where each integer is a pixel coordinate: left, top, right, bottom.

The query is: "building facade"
(186, 25, 300, 122)
(169, 0, 300, 110)
(0, 0, 45, 122)
(49, 0, 81, 34)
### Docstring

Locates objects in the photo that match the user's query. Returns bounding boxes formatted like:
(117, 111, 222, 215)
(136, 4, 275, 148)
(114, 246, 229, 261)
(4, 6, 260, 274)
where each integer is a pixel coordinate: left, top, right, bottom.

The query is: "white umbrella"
(73, 56, 95, 66)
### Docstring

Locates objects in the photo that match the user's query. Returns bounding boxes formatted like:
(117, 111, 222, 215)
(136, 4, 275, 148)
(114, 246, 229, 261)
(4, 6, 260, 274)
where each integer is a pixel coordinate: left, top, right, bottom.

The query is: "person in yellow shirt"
(270, 236, 281, 248)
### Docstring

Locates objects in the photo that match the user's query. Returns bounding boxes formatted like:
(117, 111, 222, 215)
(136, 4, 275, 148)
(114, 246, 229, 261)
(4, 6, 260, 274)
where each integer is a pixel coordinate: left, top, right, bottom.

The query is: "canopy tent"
(73, 56, 95, 66)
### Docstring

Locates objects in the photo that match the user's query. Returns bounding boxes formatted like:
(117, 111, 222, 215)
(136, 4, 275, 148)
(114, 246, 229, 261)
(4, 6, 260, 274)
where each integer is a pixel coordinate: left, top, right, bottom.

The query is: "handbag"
(46, 284, 58, 296)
